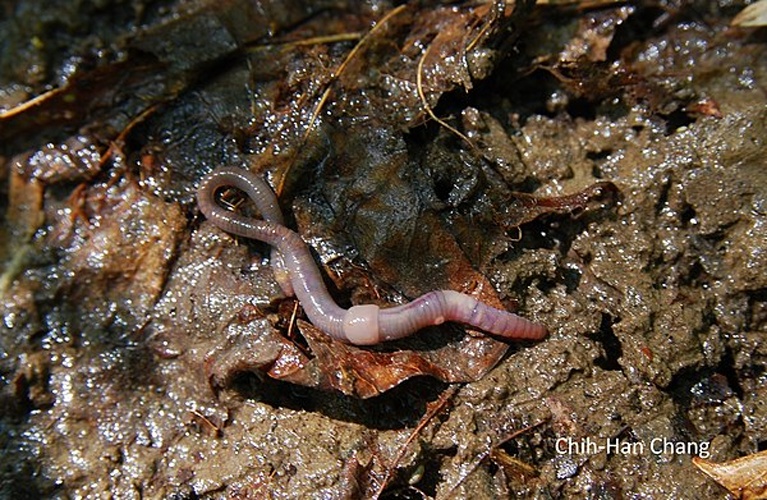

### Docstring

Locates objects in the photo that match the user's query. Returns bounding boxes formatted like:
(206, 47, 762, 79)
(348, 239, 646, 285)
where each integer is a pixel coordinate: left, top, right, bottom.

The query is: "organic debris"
(693, 450, 767, 500)
(1, 0, 765, 497)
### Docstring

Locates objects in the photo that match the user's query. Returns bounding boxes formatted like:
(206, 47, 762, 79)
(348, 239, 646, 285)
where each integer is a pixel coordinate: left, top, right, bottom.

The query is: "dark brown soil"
(1, 1, 765, 498)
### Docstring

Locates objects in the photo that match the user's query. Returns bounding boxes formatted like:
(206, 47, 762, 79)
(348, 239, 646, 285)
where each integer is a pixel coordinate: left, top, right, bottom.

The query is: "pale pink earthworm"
(197, 166, 548, 346)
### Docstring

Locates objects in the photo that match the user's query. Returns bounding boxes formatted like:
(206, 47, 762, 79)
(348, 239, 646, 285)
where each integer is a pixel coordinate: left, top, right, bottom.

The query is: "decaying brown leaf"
(693, 450, 767, 500)
(732, 0, 767, 27)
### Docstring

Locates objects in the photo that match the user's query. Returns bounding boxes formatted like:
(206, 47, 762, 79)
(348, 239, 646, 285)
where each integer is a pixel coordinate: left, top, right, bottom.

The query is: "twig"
(416, 43, 477, 153)
(442, 419, 545, 497)
(275, 4, 409, 195)
(372, 386, 458, 499)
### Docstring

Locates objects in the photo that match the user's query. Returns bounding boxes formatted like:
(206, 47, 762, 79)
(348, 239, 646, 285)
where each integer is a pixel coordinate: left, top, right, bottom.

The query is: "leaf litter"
(1, 0, 765, 497)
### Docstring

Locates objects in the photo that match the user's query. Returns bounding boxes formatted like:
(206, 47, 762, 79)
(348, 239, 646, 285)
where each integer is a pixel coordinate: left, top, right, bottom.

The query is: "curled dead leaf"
(732, 0, 767, 27)
(693, 450, 767, 500)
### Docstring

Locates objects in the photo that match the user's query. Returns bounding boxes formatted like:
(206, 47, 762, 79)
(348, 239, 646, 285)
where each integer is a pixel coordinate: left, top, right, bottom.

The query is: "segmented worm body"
(197, 167, 548, 345)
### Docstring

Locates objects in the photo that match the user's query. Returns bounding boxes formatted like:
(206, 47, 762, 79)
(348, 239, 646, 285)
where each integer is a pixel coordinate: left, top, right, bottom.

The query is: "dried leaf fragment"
(732, 0, 767, 27)
(693, 450, 767, 500)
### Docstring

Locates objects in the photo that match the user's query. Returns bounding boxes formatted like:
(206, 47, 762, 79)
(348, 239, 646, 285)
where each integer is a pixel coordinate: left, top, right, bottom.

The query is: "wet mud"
(1, 0, 765, 498)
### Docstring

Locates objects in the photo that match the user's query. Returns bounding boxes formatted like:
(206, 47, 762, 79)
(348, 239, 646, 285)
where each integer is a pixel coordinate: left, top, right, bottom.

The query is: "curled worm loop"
(197, 166, 548, 345)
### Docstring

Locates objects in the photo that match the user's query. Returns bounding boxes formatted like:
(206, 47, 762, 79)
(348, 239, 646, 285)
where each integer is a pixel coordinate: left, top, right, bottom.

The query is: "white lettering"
(650, 437, 666, 455)
(606, 438, 644, 455)
(650, 437, 711, 458)
(697, 441, 711, 459)
(557, 436, 711, 458)
(584, 437, 600, 454)
(555, 437, 603, 455)
(605, 438, 620, 455)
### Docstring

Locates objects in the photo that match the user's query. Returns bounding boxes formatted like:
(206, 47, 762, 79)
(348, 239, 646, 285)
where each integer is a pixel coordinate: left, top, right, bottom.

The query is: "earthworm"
(197, 166, 548, 345)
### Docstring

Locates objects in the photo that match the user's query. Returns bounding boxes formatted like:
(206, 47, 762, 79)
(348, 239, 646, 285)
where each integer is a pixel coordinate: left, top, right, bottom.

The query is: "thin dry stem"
(416, 43, 477, 153)
(372, 386, 458, 499)
(274, 4, 409, 194)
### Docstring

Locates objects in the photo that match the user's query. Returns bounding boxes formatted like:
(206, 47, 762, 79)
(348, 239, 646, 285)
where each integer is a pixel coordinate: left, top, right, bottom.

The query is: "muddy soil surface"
(1, 1, 765, 498)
